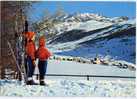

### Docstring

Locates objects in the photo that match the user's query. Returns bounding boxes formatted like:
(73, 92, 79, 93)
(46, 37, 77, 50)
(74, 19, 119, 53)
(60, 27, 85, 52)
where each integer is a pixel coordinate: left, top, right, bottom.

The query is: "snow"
(1, 13, 134, 97)
(47, 13, 115, 37)
(0, 79, 135, 96)
(48, 18, 135, 54)
(32, 59, 136, 82)
(77, 20, 112, 32)
(118, 19, 136, 25)
(1, 59, 135, 96)
(46, 18, 135, 66)
(46, 14, 135, 65)
(49, 35, 135, 63)
(0, 59, 135, 97)
(0, 13, 136, 97)
(43, 60, 135, 78)
(46, 13, 135, 39)
(47, 26, 115, 52)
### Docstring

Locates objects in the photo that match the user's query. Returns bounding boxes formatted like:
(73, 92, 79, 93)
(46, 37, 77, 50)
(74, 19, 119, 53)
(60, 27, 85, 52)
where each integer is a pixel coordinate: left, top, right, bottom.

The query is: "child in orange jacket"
(25, 31, 36, 85)
(36, 36, 52, 85)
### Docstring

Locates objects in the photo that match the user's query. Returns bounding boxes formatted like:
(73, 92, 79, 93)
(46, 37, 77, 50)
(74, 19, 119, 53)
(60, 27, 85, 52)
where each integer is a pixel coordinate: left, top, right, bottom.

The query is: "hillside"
(37, 13, 136, 64)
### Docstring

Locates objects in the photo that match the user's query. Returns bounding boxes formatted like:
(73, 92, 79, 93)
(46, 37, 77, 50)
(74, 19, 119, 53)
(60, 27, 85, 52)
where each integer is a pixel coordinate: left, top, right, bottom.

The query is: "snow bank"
(0, 79, 135, 97)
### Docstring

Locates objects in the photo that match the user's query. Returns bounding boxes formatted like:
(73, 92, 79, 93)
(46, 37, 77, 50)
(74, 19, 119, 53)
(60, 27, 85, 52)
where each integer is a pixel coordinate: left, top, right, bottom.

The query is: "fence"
(34, 74, 136, 81)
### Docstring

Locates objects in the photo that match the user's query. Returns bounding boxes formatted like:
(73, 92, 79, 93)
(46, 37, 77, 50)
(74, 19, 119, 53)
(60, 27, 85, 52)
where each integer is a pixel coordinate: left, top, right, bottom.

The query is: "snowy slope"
(44, 13, 135, 64)
(53, 36, 135, 63)
(46, 13, 133, 38)
(52, 19, 113, 36)
(0, 79, 135, 96)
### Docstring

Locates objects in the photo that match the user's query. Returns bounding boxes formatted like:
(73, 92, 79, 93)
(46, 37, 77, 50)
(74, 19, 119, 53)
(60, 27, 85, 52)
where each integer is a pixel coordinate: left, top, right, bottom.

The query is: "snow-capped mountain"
(51, 13, 128, 23)
(41, 13, 136, 64)
(46, 13, 130, 35)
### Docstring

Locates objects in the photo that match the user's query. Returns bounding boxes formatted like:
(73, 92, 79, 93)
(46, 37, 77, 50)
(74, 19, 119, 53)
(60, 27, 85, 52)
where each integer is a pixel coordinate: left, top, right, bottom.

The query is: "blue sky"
(27, 1, 136, 23)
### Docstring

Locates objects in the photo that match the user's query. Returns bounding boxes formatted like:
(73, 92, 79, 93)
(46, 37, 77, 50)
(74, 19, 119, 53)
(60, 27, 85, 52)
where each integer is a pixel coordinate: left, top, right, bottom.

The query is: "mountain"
(40, 13, 136, 64)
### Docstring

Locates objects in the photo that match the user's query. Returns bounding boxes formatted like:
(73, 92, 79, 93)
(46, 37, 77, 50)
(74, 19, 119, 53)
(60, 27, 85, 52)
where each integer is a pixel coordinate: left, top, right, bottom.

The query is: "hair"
(39, 35, 46, 40)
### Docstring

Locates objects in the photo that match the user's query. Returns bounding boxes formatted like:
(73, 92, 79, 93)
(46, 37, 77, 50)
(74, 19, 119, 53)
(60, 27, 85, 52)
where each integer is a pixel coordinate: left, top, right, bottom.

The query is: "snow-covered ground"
(0, 79, 135, 97)
(1, 60, 135, 97)
(43, 60, 135, 79)
(34, 59, 135, 81)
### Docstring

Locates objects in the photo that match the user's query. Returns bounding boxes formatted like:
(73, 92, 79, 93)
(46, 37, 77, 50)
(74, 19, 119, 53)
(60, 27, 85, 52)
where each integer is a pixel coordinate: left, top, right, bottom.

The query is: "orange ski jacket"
(26, 40, 36, 60)
(25, 32, 36, 60)
(36, 36, 51, 61)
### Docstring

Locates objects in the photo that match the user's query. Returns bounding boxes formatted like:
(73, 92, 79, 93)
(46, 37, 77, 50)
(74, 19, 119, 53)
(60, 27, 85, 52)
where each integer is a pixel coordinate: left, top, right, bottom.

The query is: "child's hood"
(39, 36, 46, 47)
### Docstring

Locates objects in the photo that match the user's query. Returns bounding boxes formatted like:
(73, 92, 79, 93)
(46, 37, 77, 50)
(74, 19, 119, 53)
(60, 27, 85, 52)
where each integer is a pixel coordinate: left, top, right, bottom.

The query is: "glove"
(32, 60, 36, 67)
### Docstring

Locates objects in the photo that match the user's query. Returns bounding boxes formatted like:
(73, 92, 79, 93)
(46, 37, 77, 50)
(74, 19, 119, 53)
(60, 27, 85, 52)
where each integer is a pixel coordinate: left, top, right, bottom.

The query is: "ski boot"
(26, 78, 37, 85)
(40, 80, 46, 86)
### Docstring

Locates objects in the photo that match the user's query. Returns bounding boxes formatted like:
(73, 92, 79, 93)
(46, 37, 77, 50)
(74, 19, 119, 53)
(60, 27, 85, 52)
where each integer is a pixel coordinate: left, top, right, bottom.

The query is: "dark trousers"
(27, 56, 35, 78)
(38, 60, 47, 80)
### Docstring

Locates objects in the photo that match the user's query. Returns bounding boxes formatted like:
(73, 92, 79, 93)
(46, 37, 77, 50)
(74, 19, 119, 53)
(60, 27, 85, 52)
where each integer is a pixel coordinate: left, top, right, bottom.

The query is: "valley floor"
(0, 60, 135, 97)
